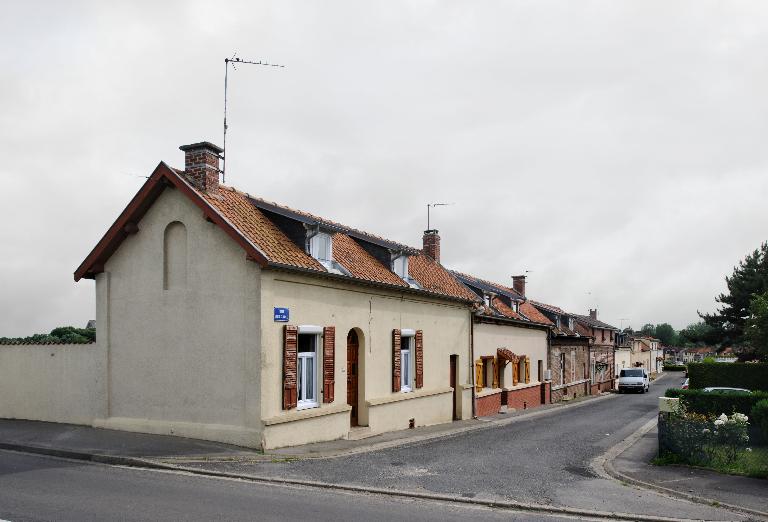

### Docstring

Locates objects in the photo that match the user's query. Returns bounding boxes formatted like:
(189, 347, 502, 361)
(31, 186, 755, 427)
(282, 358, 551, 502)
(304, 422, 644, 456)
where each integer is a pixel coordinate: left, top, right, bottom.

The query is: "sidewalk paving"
(609, 423, 768, 519)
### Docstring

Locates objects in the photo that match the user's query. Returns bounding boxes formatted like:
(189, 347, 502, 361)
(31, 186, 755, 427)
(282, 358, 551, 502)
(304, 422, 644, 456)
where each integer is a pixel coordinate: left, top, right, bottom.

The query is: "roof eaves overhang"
(473, 313, 551, 332)
(265, 262, 476, 306)
(74, 162, 269, 281)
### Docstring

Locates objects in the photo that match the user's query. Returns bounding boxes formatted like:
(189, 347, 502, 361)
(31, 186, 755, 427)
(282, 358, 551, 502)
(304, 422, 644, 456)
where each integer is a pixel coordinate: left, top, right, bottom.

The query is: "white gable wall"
(93, 187, 262, 447)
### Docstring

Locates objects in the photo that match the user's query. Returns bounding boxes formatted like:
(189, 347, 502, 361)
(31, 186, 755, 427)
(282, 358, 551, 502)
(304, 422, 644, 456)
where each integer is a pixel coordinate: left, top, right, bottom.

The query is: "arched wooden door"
(347, 330, 359, 427)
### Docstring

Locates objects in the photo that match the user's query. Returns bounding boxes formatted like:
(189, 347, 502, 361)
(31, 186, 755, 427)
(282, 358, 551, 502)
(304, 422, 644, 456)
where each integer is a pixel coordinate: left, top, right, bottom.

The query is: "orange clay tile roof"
(519, 301, 553, 325)
(248, 195, 417, 254)
(332, 233, 407, 287)
(201, 186, 324, 271)
(409, 254, 478, 301)
(491, 297, 525, 321)
(190, 177, 474, 302)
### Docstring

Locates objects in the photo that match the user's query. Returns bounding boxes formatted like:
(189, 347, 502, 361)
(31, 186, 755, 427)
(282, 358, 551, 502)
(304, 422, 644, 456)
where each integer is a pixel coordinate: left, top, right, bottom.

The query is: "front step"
(346, 426, 374, 441)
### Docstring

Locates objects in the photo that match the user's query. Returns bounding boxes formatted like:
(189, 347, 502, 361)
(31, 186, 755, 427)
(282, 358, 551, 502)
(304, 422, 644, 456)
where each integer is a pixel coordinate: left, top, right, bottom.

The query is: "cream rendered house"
(451, 273, 551, 416)
(75, 142, 477, 449)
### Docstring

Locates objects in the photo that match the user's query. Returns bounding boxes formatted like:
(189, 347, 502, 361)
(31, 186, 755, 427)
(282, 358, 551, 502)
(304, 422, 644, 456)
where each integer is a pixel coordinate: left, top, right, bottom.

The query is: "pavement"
(1, 374, 765, 521)
(606, 421, 768, 519)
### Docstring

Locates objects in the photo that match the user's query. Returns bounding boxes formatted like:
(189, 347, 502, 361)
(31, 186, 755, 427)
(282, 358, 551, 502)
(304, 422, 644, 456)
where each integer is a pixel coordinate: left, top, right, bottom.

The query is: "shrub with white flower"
(711, 412, 750, 463)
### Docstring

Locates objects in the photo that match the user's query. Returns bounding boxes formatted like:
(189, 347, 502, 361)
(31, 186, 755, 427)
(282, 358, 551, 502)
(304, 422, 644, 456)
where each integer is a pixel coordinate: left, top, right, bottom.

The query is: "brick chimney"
(589, 309, 597, 320)
(179, 141, 223, 196)
(512, 275, 526, 297)
(422, 229, 441, 263)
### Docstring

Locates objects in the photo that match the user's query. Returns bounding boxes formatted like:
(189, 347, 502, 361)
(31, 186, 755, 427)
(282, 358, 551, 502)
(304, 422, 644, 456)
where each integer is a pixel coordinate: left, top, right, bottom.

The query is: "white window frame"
(400, 329, 415, 392)
(297, 326, 322, 410)
(309, 232, 332, 263)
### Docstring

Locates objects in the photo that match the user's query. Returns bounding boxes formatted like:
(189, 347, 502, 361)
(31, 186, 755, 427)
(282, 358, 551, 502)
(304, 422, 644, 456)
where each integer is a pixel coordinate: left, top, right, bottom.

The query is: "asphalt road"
(187, 373, 747, 521)
(0, 450, 604, 522)
(0, 374, 749, 521)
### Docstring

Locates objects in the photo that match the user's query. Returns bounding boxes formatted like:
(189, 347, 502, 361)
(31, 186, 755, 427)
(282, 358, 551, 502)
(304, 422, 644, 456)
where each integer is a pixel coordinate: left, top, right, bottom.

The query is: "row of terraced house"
(0, 141, 643, 450)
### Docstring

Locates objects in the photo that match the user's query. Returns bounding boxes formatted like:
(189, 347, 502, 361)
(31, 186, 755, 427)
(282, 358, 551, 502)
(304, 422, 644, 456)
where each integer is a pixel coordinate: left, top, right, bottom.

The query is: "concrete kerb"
(267, 392, 618, 460)
(593, 417, 768, 521)
(1, 446, 708, 522)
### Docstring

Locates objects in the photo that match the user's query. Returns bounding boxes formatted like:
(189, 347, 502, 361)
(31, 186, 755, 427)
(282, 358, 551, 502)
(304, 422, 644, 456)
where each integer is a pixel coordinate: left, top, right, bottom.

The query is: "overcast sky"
(1, 1, 767, 336)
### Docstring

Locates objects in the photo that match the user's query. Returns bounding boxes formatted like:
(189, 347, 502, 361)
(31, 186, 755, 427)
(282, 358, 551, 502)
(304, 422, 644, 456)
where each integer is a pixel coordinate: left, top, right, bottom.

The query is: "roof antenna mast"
(427, 202, 454, 230)
(223, 53, 285, 184)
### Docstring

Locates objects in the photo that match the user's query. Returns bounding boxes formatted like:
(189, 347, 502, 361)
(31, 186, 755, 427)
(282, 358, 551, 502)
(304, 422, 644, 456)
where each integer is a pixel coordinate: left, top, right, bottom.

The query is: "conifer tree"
(699, 242, 768, 346)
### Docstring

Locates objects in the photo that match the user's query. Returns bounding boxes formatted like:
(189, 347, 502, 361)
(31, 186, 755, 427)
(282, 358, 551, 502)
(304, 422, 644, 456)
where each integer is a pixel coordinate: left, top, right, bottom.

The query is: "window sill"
(264, 403, 351, 426)
(367, 386, 453, 407)
(475, 388, 503, 399)
(502, 381, 540, 391)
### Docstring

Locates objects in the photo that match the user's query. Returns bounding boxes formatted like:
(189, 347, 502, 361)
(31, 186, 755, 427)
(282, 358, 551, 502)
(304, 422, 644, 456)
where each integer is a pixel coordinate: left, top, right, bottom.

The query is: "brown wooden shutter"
(323, 326, 335, 403)
(414, 330, 424, 389)
(492, 358, 499, 388)
(525, 356, 531, 384)
(475, 359, 483, 391)
(283, 325, 298, 410)
(512, 359, 519, 386)
(392, 329, 401, 392)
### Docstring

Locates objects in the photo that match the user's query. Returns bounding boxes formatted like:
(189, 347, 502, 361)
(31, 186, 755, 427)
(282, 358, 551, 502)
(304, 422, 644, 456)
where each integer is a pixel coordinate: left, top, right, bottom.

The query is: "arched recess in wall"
(163, 221, 188, 290)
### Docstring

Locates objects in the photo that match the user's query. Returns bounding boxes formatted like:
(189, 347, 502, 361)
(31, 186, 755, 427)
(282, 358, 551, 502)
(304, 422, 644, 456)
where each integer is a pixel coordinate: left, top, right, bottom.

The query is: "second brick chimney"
(422, 229, 441, 263)
(589, 309, 597, 320)
(512, 275, 526, 297)
(179, 141, 223, 196)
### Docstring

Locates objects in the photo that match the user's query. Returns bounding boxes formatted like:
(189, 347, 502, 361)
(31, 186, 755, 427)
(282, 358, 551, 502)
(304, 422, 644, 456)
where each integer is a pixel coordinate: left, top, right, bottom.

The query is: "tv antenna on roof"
(426, 202, 454, 230)
(223, 53, 285, 183)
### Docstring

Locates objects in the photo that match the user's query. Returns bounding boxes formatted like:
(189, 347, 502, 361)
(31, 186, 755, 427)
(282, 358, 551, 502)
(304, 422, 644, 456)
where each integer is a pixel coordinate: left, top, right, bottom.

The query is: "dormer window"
(308, 231, 350, 276)
(309, 232, 332, 263)
(483, 294, 491, 307)
(391, 253, 420, 289)
(555, 316, 561, 328)
(393, 255, 408, 279)
(568, 317, 574, 331)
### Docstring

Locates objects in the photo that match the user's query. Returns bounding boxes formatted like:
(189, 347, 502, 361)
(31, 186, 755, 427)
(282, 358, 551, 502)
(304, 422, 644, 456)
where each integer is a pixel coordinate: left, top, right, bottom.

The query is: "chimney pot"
(422, 229, 441, 263)
(512, 275, 526, 297)
(589, 309, 597, 320)
(179, 141, 223, 196)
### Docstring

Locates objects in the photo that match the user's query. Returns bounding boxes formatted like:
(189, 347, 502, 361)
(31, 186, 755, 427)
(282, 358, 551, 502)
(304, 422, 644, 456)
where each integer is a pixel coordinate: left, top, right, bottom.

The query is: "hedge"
(664, 388, 768, 416)
(663, 364, 686, 372)
(752, 399, 768, 443)
(687, 362, 768, 391)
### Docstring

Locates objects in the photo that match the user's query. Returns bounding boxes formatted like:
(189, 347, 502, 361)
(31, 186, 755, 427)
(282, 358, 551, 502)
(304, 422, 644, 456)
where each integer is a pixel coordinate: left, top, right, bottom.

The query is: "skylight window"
(308, 231, 350, 276)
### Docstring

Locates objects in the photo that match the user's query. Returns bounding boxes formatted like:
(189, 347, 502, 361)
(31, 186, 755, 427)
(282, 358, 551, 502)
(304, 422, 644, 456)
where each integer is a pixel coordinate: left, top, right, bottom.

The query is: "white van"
(618, 368, 650, 393)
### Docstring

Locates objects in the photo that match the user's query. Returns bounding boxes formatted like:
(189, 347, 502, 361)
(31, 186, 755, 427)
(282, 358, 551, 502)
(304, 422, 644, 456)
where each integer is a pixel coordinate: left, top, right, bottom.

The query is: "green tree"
(678, 321, 716, 347)
(640, 323, 656, 337)
(0, 326, 95, 345)
(746, 291, 768, 360)
(700, 242, 768, 346)
(654, 323, 678, 346)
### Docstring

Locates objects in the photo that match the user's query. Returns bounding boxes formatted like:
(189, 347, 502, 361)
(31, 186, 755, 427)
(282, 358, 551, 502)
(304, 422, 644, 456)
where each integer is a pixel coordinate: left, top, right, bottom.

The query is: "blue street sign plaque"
(274, 307, 289, 322)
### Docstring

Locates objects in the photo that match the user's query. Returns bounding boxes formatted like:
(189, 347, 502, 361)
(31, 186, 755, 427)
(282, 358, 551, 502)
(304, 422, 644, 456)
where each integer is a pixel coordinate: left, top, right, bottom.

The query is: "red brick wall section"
(506, 385, 543, 410)
(476, 392, 501, 417)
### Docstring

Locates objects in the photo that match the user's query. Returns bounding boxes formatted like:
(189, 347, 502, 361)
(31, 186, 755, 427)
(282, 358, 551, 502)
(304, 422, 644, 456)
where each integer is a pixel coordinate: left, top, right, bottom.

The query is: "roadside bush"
(752, 399, 768, 443)
(687, 362, 768, 391)
(658, 411, 750, 465)
(664, 388, 768, 416)
(663, 364, 686, 372)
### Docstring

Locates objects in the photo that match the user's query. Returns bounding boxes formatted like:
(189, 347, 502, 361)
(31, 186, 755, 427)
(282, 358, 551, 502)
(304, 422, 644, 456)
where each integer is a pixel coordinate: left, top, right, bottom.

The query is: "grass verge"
(653, 446, 768, 479)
